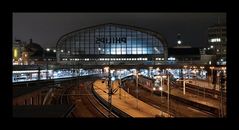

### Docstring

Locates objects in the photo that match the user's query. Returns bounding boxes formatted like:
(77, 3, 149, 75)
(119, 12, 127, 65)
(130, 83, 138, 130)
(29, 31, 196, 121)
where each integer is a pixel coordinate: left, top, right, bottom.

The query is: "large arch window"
(57, 23, 167, 62)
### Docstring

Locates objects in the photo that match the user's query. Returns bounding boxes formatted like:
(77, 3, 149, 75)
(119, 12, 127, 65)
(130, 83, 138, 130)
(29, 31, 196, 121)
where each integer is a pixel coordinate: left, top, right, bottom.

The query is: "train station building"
(56, 23, 168, 66)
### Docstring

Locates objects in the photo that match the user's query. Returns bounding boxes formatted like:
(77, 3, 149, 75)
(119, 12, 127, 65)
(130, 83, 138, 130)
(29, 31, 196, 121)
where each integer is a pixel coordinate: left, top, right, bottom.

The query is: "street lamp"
(119, 69, 123, 100)
(166, 70, 170, 114)
(210, 66, 216, 89)
(108, 67, 112, 117)
(44, 48, 50, 80)
(209, 66, 214, 82)
(219, 68, 226, 117)
(136, 69, 139, 110)
(159, 82, 163, 102)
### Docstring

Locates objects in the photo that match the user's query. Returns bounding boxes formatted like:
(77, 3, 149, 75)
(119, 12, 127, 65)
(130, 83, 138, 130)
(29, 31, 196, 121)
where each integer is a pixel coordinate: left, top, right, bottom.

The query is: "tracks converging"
(56, 79, 118, 117)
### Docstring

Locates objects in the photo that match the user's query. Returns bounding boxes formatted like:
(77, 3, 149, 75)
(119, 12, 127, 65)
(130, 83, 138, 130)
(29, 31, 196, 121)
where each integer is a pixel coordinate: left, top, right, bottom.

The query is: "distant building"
(207, 24, 226, 65)
(12, 39, 27, 65)
(176, 33, 182, 45)
(43, 47, 57, 61)
(12, 39, 56, 65)
(208, 24, 226, 55)
(200, 48, 206, 55)
(167, 48, 201, 64)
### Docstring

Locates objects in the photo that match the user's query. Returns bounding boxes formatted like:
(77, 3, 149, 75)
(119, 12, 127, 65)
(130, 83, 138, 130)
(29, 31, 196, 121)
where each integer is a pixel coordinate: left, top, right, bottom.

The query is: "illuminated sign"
(96, 37, 127, 44)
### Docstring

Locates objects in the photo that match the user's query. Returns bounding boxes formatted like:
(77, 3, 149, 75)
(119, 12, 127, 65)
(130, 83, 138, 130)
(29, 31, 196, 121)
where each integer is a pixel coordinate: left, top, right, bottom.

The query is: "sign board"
(96, 37, 127, 44)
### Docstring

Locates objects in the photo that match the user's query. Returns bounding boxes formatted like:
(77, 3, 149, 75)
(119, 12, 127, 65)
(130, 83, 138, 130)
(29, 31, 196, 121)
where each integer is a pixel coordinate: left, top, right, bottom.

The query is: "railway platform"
(93, 80, 172, 117)
(159, 83, 226, 116)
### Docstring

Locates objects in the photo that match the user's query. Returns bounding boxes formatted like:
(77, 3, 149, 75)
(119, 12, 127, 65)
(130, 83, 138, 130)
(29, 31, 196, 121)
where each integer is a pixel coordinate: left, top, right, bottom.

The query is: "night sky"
(13, 13, 226, 48)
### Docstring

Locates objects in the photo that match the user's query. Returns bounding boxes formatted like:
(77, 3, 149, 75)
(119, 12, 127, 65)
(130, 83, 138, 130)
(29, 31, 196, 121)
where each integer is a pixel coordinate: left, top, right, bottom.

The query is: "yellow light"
(221, 67, 226, 70)
(14, 48, 18, 58)
(104, 67, 109, 73)
(210, 66, 214, 70)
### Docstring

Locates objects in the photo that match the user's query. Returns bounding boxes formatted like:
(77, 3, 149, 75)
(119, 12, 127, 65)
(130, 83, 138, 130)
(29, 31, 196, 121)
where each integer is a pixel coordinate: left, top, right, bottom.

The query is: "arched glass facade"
(56, 23, 168, 65)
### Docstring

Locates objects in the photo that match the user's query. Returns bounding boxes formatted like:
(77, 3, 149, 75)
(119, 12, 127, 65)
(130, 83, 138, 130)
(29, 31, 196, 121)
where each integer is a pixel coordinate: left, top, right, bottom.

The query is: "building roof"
(25, 42, 44, 57)
(168, 48, 200, 56)
(13, 105, 75, 117)
(56, 23, 169, 49)
(208, 23, 226, 28)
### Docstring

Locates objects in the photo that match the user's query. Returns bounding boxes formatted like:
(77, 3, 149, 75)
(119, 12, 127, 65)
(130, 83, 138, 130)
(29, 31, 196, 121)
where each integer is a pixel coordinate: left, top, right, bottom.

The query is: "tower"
(177, 33, 182, 45)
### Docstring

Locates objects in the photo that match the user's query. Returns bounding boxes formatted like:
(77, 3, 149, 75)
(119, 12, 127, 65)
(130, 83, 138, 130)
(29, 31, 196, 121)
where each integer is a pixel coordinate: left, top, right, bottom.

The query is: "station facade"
(56, 23, 168, 65)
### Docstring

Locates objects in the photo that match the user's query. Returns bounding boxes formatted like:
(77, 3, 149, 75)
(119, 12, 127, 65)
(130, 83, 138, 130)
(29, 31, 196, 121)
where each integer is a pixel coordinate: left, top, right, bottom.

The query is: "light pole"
(45, 48, 50, 80)
(162, 75, 167, 103)
(136, 69, 139, 110)
(219, 70, 226, 117)
(183, 80, 186, 95)
(159, 76, 163, 102)
(108, 67, 112, 117)
(200, 66, 206, 98)
(119, 69, 122, 99)
(160, 76, 163, 93)
(210, 66, 214, 89)
(166, 70, 170, 114)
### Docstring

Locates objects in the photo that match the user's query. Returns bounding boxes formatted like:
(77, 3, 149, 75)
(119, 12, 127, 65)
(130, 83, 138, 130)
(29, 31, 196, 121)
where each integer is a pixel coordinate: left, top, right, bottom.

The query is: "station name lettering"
(96, 37, 127, 44)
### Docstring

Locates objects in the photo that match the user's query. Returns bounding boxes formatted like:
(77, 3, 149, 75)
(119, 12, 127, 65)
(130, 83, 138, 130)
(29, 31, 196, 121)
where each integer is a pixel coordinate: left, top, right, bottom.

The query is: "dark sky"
(13, 13, 226, 48)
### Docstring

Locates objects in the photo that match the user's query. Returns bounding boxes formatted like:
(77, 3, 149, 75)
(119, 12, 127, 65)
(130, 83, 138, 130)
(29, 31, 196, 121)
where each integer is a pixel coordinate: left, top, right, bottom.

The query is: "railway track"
(171, 81, 226, 102)
(134, 75, 226, 101)
(124, 79, 217, 117)
(59, 88, 71, 104)
(84, 81, 118, 117)
(69, 80, 118, 117)
(49, 77, 119, 117)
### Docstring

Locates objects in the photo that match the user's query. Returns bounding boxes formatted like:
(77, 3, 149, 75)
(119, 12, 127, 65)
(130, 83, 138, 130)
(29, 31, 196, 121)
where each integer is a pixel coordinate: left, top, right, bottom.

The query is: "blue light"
(111, 76, 115, 81)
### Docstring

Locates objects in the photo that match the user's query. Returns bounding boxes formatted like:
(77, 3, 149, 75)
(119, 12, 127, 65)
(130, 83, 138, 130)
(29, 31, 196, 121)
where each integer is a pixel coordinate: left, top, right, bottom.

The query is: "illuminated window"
(122, 48, 126, 54)
(14, 48, 18, 58)
(142, 48, 147, 54)
(210, 38, 221, 42)
(132, 48, 137, 54)
(116, 48, 121, 55)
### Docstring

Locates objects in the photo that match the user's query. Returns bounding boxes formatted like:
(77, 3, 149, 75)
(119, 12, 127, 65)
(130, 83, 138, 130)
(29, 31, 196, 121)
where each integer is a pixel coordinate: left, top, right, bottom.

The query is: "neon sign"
(96, 37, 127, 44)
